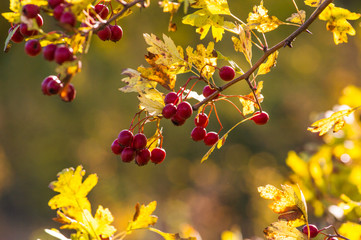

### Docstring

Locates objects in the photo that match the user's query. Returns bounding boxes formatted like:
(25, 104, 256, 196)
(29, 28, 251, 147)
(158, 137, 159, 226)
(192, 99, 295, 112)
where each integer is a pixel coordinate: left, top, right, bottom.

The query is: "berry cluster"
(111, 130, 166, 165)
(162, 92, 194, 126)
(191, 113, 219, 146)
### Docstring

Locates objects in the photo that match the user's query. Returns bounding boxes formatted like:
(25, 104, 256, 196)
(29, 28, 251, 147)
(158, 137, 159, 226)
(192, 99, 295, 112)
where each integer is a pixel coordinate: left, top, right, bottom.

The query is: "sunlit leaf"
(127, 201, 158, 233)
(1, 12, 20, 23)
(120, 68, 157, 93)
(186, 42, 217, 79)
(190, 0, 231, 15)
(239, 81, 264, 115)
(146, 123, 162, 152)
(304, 0, 322, 7)
(307, 107, 357, 136)
(138, 88, 165, 116)
(264, 221, 306, 240)
(150, 227, 197, 240)
(286, 10, 306, 24)
(56, 60, 82, 79)
(339, 85, 361, 108)
(232, 25, 252, 64)
(221, 228, 242, 240)
(286, 151, 309, 179)
(247, 1, 283, 33)
(338, 222, 361, 240)
(216, 50, 243, 74)
(257, 51, 279, 75)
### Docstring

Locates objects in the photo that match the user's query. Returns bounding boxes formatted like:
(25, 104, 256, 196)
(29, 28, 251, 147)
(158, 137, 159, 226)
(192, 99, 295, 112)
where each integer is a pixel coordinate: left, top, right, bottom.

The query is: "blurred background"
(0, 1, 360, 240)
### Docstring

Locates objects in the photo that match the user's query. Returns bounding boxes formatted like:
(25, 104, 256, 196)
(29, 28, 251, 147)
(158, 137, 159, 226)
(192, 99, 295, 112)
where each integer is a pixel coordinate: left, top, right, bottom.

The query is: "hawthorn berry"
(219, 66, 235, 81)
(94, 4, 109, 19)
(46, 77, 63, 95)
(53, 4, 65, 20)
(121, 147, 135, 162)
(251, 111, 269, 125)
(9, 26, 24, 43)
(22, 4, 40, 19)
(110, 25, 123, 42)
(176, 101, 193, 120)
(164, 92, 179, 104)
(25, 39, 42, 56)
(203, 85, 219, 98)
(191, 126, 207, 141)
(204, 131, 219, 146)
(133, 133, 147, 150)
(43, 44, 57, 61)
(171, 114, 186, 126)
(48, 0, 64, 9)
(162, 103, 177, 119)
(54, 46, 73, 64)
(59, 83, 76, 102)
(135, 148, 151, 166)
(19, 23, 38, 36)
(117, 130, 134, 147)
(41, 75, 59, 95)
(194, 113, 209, 128)
(97, 26, 111, 41)
(111, 139, 124, 155)
(302, 224, 319, 238)
(60, 11, 76, 27)
(150, 147, 166, 164)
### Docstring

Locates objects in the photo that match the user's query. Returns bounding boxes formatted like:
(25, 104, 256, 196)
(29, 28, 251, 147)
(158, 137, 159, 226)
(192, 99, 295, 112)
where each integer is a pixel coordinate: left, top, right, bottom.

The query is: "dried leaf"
(286, 10, 306, 24)
(232, 25, 252, 64)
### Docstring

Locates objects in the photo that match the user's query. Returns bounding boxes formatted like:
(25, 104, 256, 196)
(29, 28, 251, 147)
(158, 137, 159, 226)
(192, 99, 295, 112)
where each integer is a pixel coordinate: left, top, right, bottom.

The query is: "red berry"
(59, 83, 76, 102)
(251, 111, 269, 125)
(302, 224, 319, 238)
(19, 23, 38, 36)
(111, 139, 124, 155)
(171, 114, 186, 126)
(60, 11, 76, 27)
(48, 0, 64, 9)
(54, 46, 73, 64)
(191, 126, 207, 141)
(194, 113, 208, 128)
(150, 147, 166, 164)
(164, 92, 179, 104)
(162, 103, 177, 119)
(117, 130, 134, 147)
(25, 39, 42, 56)
(35, 14, 44, 27)
(22, 4, 40, 19)
(219, 66, 235, 81)
(41, 75, 58, 95)
(176, 101, 193, 120)
(135, 148, 151, 166)
(202, 85, 219, 98)
(53, 4, 65, 20)
(94, 4, 109, 19)
(121, 147, 135, 162)
(204, 131, 219, 146)
(133, 133, 147, 150)
(47, 78, 63, 95)
(43, 44, 57, 61)
(97, 25, 111, 41)
(110, 25, 123, 42)
(9, 26, 24, 43)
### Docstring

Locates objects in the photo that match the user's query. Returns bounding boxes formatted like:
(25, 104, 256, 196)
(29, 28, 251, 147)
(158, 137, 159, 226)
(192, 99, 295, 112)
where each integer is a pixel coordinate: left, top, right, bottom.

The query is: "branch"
(192, 0, 334, 111)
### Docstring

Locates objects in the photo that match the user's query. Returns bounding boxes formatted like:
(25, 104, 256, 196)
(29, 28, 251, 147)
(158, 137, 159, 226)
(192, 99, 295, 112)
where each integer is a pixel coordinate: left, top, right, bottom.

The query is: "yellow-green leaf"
(149, 227, 197, 240)
(186, 42, 217, 79)
(264, 221, 306, 240)
(247, 1, 283, 33)
(239, 81, 264, 115)
(1, 12, 20, 23)
(338, 222, 361, 240)
(127, 201, 158, 233)
(286, 10, 306, 24)
(258, 51, 279, 75)
(190, 0, 231, 15)
(304, 0, 322, 7)
(138, 89, 165, 116)
(232, 25, 252, 64)
(120, 68, 157, 93)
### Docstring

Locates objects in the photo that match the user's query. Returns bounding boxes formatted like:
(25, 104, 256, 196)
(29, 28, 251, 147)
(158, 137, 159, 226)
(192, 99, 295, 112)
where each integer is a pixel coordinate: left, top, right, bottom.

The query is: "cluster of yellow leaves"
(239, 81, 264, 116)
(246, 1, 283, 33)
(186, 42, 217, 79)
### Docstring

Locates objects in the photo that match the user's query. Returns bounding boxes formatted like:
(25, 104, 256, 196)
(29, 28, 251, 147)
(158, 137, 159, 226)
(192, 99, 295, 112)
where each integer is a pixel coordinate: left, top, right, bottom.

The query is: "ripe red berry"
(176, 101, 193, 120)
(150, 147, 166, 164)
(41, 75, 58, 95)
(219, 66, 235, 81)
(94, 4, 109, 19)
(60, 11, 76, 27)
(135, 148, 151, 166)
(48, 0, 64, 9)
(302, 224, 319, 238)
(202, 85, 219, 98)
(204, 131, 219, 146)
(110, 25, 123, 42)
(97, 25, 111, 41)
(251, 111, 269, 125)
(43, 44, 57, 61)
(35, 14, 44, 27)
(194, 113, 208, 128)
(121, 147, 135, 162)
(19, 23, 38, 36)
(59, 83, 76, 102)
(171, 114, 186, 126)
(117, 130, 134, 147)
(25, 39, 42, 56)
(22, 4, 40, 19)
(133, 133, 147, 150)
(191, 126, 207, 141)
(111, 139, 124, 155)
(47, 78, 63, 95)
(164, 92, 179, 104)
(54, 46, 73, 64)
(162, 103, 177, 119)
(9, 26, 24, 43)
(53, 4, 65, 20)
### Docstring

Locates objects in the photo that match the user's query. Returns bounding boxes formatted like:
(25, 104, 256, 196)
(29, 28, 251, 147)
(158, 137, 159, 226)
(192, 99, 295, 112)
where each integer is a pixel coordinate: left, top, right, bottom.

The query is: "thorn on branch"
(284, 41, 293, 48)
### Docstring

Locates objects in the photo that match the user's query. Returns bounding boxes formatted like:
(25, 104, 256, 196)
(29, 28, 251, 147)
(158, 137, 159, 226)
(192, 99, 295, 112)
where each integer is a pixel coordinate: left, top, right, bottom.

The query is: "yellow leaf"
(186, 42, 217, 79)
(1, 12, 20, 23)
(232, 25, 252, 64)
(286, 151, 309, 179)
(120, 68, 157, 93)
(304, 0, 322, 7)
(138, 89, 165, 116)
(146, 123, 162, 152)
(258, 51, 279, 75)
(190, 0, 231, 15)
(221, 228, 242, 240)
(307, 107, 357, 136)
(149, 227, 197, 240)
(319, 4, 361, 45)
(93, 205, 117, 238)
(216, 50, 244, 74)
(247, 1, 283, 33)
(127, 201, 158, 232)
(160, 0, 181, 14)
(286, 10, 306, 24)
(338, 222, 361, 240)
(264, 221, 307, 240)
(239, 81, 264, 115)
(339, 85, 361, 108)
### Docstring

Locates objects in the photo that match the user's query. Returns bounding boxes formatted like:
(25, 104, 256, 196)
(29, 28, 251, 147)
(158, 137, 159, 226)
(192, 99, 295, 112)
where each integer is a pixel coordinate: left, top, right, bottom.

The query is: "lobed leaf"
(304, 0, 322, 7)
(190, 0, 231, 15)
(127, 201, 158, 233)
(286, 10, 306, 24)
(257, 51, 279, 75)
(186, 42, 217, 79)
(247, 1, 283, 33)
(232, 25, 252, 65)
(264, 221, 307, 240)
(239, 81, 264, 115)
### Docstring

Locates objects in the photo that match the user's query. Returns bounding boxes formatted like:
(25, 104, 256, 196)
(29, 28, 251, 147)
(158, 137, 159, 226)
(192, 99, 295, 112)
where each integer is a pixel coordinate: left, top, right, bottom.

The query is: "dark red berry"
(150, 147, 166, 164)
(53, 4, 65, 20)
(60, 11, 76, 27)
(135, 148, 151, 166)
(202, 85, 219, 98)
(302, 224, 319, 238)
(251, 111, 269, 125)
(22, 4, 40, 19)
(48, 0, 64, 9)
(110, 25, 123, 42)
(41, 75, 58, 95)
(171, 114, 186, 126)
(19, 23, 38, 36)
(194, 113, 208, 128)
(54, 46, 73, 64)
(59, 83, 76, 102)
(176, 101, 193, 120)
(121, 147, 135, 162)
(204, 131, 219, 146)
(191, 126, 207, 141)
(164, 92, 179, 104)
(25, 39, 42, 56)
(9, 26, 24, 43)
(94, 4, 109, 19)
(43, 44, 57, 61)
(47, 78, 63, 95)
(219, 66, 235, 81)
(133, 133, 147, 150)
(35, 14, 44, 27)
(111, 139, 124, 155)
(117, 130, 134, 147)
(162, 103, 177, 119)
(97, 25, 111, 41)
